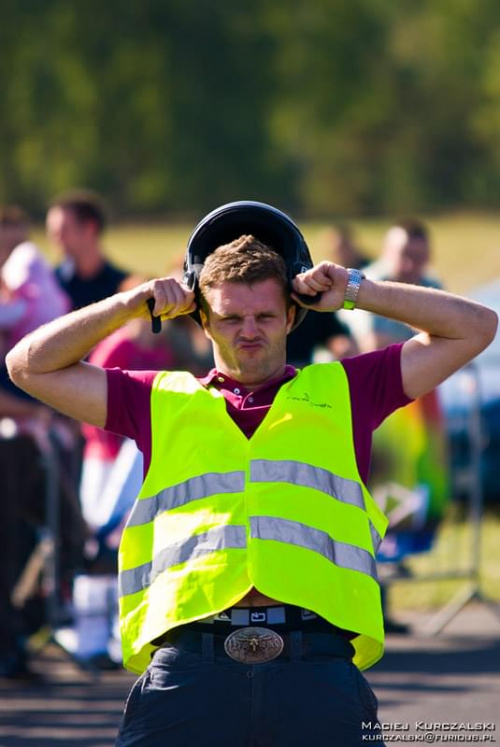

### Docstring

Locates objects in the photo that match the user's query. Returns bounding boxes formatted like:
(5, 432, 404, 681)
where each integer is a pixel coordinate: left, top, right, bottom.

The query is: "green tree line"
(2, 0, 500, 218)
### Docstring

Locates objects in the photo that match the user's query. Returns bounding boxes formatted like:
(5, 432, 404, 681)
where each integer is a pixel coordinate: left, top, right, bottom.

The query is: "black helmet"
(182, 200, 314, 329)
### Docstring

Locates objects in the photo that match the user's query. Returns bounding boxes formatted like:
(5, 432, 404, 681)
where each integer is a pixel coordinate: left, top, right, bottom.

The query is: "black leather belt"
(188, 604, 355, 638)
(158, 627, 355, 664)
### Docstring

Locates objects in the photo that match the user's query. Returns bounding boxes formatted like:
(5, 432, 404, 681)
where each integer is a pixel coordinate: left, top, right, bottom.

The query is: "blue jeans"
(116, 630, 383, 747)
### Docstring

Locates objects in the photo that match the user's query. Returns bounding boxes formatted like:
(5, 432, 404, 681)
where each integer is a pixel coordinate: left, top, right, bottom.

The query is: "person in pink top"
(0, 206, 70, 403)
(6, 202, 497, 746)
(0, 206, 70, 351)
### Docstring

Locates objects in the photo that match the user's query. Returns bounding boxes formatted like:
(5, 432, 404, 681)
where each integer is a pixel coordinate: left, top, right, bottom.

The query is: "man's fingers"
(292, 270, 332, 295)
(290, 262, 348, 312)
(149, 279, 195, 318)
(173, 300, 198, 317)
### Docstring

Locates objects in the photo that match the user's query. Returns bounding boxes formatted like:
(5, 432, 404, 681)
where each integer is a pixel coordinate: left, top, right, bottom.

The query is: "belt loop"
(201, 633, 215, 662)
(289, 630, 302, 662)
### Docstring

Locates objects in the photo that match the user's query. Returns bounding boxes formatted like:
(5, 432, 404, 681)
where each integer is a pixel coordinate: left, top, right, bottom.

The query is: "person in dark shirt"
(286, 308, 357, 367)
(46, 190, 128, 309)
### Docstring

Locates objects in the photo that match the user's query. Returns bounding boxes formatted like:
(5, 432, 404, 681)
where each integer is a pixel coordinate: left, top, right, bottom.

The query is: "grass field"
(33, 209, 500, 294)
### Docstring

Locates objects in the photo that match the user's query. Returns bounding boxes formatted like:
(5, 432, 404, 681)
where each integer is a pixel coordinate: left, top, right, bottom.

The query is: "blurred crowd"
(0, 191, 448, 679)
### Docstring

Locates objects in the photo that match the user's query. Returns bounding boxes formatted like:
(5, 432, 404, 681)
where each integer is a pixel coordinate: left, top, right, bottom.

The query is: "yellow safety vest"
(118, 363, 388, 674)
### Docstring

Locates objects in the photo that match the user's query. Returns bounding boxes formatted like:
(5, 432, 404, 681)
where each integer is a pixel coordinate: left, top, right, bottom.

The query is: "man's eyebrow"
(213, 310, 242, 320)
(217, 309, 278, 318)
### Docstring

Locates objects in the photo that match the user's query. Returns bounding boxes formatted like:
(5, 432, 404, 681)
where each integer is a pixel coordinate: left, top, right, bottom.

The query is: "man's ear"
(286, 304, 296, 334)
(200, 309, 212, 340)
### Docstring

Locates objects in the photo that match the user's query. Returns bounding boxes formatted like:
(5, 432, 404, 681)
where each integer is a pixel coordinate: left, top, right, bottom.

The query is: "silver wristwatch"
(343, 268, 365, 310)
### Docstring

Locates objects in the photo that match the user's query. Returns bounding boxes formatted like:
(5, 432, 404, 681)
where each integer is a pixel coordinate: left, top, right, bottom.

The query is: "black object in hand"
(293, 290, 321, 306)
(147, 298, 162, 334)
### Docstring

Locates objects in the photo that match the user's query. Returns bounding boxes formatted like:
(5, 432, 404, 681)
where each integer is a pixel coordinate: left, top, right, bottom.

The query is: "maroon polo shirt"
(105, 342, 411, 484)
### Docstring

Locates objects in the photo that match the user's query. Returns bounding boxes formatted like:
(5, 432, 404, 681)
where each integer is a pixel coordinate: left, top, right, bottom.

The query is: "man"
(345, 218, 442, 352)
(6, 202, 497, 746)
(46, 190, 128, 309)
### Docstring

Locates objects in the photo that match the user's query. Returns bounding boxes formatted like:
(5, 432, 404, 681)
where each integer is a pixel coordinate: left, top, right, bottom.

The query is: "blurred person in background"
(61, 275, 179, 671)
(344, 219, 442, 352)
(46, 191, 131, 589)
(0, 205, 70, 375)
(326, 223, 371, 272)
(0, 204, 71, 425)
(0, 205, 77, 679)
(46, 190, 128, 310)
(286, 306, 358, 368)
(341, 219, 447, 634)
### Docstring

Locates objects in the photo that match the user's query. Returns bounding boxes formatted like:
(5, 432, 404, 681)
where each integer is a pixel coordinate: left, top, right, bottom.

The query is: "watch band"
(343, 268, 365, 310)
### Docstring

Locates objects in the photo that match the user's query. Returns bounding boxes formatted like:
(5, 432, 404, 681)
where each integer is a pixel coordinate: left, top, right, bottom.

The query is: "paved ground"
(367, 602, 500, 742)
(1, 602, 499, 746)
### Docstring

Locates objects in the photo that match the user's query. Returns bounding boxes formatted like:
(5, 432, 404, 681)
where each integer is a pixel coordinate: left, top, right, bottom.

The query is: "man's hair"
(0, 205, 29, 228)
(394, 218, 429, 242)
(49, 189, 106, 233)
(199, 235, 288, 311)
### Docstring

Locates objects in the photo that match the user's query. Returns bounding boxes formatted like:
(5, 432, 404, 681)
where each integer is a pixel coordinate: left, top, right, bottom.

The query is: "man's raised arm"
(292, 261, 498, 399)
(6, 278, 195, 427)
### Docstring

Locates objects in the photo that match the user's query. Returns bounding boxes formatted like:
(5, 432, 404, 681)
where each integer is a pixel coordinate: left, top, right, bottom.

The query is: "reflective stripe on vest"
(119, 524, 247, 597)
(252, 458, 384, 556)
(370, 522, 383, 553)
(127, 459, 368, 531)
(119, 459, 380, 598)
(126, 471, 246, 527)
(250, 516, 378, 579)
(119, 512, 378, 598)
(250, 459, 364, 509)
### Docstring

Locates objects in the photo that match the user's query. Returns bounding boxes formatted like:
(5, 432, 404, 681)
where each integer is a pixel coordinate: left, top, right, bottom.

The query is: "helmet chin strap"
(293, 290, 321, 306)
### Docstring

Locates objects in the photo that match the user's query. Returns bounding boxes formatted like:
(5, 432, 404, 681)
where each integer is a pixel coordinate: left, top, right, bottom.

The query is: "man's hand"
(127, 277, 196, 322)
(294, 262, 498, 401)
(6, 275, 197, 428)
(291, 261, 349, 312)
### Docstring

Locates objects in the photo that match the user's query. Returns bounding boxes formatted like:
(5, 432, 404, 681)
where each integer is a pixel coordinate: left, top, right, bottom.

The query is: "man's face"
(201, 278, 295, 387)
(384, 227, 430, 285)
(46, 206, 94, 259)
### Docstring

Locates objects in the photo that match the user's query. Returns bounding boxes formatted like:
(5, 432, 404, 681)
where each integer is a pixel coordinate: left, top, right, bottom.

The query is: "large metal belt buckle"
(223, 626, 284, 664)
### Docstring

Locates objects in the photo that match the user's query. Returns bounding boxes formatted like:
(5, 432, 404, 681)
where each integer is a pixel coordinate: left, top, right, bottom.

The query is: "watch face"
(343, 269, 363, 309)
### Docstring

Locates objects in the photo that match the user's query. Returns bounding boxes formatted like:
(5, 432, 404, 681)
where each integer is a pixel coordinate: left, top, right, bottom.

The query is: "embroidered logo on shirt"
(286, 392, 332, 409)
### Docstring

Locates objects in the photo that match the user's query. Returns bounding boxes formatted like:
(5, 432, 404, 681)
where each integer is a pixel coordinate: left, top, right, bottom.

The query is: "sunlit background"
(2, 1, 500, 291)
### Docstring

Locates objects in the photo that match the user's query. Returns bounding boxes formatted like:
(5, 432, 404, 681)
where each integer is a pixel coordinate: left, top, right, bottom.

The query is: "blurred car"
(438, 279, 500, 504)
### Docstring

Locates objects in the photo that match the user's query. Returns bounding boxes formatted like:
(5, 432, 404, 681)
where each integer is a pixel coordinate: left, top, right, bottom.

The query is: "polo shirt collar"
(199, 365, 297, 392)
